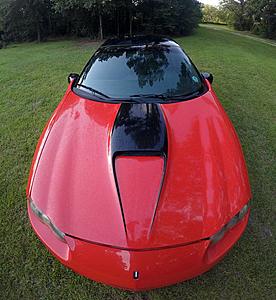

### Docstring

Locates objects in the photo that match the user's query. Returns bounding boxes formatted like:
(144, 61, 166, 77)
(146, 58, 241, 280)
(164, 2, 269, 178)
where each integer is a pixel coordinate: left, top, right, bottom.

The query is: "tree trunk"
(117, 9, 120, 37)
(129, 12, 133, 36)
(37, 21, 41, 42)
(48, 14, 52, 35)
(99, 13, 103, 40)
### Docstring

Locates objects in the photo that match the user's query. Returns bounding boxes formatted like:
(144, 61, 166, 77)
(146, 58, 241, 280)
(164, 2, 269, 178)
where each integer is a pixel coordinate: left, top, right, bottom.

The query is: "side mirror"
(201, 72, 213, 84)
(68, 73, 79, 84)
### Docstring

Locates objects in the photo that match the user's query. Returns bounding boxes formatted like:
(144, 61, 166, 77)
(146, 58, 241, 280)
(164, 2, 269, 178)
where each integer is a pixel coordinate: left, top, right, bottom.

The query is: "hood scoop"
(115, 156, 165, 248)
(111, 103, 168, 247)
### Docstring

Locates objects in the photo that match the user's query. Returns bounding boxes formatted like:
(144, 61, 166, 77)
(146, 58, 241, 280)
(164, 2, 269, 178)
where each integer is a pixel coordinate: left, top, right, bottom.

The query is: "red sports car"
(27, 36, 251, 290)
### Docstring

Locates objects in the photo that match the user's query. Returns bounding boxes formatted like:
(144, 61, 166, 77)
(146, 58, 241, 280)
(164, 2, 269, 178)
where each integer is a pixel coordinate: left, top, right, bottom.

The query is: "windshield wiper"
(77, 84, 110, 99)
(129, 93, 168, 101)
(129, 87, 204, 101)
(170, 88, 203, 100)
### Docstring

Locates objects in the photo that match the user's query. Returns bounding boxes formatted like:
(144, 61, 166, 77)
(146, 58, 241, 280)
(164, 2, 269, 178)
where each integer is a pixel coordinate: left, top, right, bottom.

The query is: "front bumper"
(28, 203, 249, 291)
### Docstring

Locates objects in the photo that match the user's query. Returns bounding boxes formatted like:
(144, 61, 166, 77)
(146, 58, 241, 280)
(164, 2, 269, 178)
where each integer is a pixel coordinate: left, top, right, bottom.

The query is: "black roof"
(100, 35, 180, 48)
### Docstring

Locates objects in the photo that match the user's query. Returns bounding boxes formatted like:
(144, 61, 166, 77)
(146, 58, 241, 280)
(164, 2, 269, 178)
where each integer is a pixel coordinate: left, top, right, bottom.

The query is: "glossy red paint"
(153, 82, 251, 246)
(26, 84, 72, 197)
(115, 156, 164, 248)
(29, 86, 128, 246)
(28, 200, 250, 290)
(27, 80, 251, 290)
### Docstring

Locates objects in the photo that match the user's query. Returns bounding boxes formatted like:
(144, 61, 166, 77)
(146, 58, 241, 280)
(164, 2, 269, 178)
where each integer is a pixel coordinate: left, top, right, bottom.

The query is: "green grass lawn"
(200, 24, 276, 47)
(0, 27, 275, 299)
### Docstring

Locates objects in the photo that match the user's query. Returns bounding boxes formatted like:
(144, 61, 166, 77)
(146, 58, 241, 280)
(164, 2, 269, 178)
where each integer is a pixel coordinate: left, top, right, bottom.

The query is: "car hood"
(28, 87, 251, 249)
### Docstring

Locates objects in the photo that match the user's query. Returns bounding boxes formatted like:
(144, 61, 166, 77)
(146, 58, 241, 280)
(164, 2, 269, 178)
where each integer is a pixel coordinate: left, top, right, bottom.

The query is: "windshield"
(76, 45, 205, 100)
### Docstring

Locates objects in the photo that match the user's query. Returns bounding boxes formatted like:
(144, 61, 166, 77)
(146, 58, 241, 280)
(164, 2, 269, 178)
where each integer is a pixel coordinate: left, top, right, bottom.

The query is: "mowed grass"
(0, 27, 275, 299)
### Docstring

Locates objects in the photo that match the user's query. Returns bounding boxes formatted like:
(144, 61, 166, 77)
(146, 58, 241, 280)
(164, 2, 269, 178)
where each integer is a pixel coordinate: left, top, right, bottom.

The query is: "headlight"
(29, 198, 66, 243)
(210, 204, 249, 244)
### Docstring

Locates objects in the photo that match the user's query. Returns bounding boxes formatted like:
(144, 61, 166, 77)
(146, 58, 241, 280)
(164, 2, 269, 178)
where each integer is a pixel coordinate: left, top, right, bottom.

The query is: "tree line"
(0, 0, 202, 44)
(202, 0, 276, 39)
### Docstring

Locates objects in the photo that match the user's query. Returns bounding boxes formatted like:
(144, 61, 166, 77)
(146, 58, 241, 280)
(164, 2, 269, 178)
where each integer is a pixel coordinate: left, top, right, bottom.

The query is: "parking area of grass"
(0, 27, 275, 299)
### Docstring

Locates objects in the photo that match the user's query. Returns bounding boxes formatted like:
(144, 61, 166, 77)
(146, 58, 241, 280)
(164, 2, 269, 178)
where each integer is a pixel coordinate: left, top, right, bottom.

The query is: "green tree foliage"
(250, 0, 276, 39)
(0, 0, 202, 42)
(139, 0, 202, 35)
(171, 0, 202, 35)
(221, 0, 252, 30)
(220, 0, 276, 38)
(0, 1, 5, 31)
(53, 0, 113, 39)
(0, 0, 51, 41)
(202, 4, 229, 24)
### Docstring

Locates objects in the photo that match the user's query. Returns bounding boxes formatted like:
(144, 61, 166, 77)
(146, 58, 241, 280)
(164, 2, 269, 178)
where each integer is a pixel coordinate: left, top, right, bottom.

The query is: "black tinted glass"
(77, 45, 204, 99)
